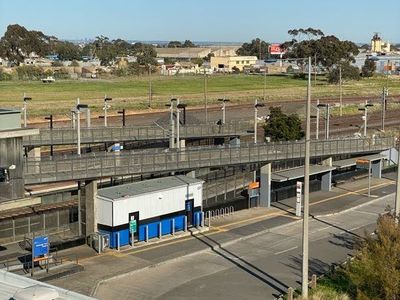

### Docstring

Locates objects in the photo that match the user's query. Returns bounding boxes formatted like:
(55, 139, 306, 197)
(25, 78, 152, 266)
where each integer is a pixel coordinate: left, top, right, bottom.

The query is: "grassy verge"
(0, 74, 398, 118)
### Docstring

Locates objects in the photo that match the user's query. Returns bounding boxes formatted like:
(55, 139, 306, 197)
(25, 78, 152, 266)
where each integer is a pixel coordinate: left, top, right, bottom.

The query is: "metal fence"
(24, 136, 395, 184)
(22, 121, 252, 146)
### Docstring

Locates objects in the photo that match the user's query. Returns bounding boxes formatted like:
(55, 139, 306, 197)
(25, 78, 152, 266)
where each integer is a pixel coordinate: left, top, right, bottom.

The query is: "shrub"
(16, 65, 45, 80)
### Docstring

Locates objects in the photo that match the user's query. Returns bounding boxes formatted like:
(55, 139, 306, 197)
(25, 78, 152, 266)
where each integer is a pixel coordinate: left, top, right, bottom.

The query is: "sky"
(0, 0, 399, 43)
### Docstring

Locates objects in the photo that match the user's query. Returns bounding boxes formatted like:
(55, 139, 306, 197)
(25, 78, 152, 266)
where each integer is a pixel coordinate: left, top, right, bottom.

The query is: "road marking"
(353, 210, 379, 216)
(274, 246, 298, 255)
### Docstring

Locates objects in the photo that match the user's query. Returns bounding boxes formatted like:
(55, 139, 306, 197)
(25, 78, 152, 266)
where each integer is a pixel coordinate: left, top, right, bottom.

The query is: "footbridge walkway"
(23, 136, 395, 185)
(22, 122, 251, 146)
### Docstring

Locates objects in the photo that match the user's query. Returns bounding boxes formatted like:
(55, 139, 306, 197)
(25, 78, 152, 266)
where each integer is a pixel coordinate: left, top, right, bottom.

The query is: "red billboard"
(269, 44, 285, 55)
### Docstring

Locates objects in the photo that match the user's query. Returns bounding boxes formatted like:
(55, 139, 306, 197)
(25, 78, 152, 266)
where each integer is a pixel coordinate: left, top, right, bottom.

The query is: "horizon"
(1, 0, 399, 44)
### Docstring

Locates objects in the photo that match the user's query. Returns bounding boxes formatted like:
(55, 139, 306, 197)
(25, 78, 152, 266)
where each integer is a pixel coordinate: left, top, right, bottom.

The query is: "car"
(42, 76, 55, 83)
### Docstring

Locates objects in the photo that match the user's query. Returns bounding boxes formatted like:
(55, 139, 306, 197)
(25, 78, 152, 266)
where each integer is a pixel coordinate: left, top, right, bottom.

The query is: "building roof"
(271, 165, 336, 182)
(98, 175, 203, 201)
(0, 269, 94, 300)
(156, 47, 210, 58)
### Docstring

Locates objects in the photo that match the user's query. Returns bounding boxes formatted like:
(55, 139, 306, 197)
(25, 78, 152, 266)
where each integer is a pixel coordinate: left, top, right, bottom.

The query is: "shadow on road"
(192, 230, 288, 297)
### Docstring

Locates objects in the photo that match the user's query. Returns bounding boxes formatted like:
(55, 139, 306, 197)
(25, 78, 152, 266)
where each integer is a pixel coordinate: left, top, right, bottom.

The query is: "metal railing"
(23, 136, 395, 184)
(23, 121, 252, 146)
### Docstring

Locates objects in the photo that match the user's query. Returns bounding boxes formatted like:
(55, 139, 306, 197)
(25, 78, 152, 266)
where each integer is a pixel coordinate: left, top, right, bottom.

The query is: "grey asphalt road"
(94, 193, 394, 300)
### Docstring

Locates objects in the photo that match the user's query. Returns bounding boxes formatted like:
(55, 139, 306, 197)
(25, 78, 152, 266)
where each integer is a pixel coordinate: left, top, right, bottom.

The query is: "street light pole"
(316, 99, 319, 140)
(76, 104, 88, 156)
(263, 67, 267, 102)
(381, 87, 387, 131)
(176, 99, 180, 149)
(395, 139, 400, 219)
(302, 56, 312, 299)
(218, 98, 230, 124)
(148, 64, 152, 108)
(103, 95, 112, 127)
(204, 68, 208, 123)
(45, 115, 54, 157)
(22, 94, 32, 128)
(339, 66, 343, 117)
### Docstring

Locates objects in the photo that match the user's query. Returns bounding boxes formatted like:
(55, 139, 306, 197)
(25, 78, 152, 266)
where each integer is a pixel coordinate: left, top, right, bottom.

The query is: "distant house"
(161, 61, 206, 75)
(0, 58, 10, 67)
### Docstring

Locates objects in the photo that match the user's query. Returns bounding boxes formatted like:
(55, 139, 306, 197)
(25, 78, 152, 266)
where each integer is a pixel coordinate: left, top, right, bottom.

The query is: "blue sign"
(33, 236, 49, 258)
(185, 201, 192, 212)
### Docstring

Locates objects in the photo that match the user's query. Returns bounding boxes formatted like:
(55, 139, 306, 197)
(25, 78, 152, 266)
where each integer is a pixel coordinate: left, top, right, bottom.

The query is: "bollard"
(145, 225, 149, 242)
(201, 212, 205, 227)
(208, 213, 211, 228)
(159, 222, 162, 239)
(172, 219, 175, 236)
(117, 232, 120, 251)
(287, 287, 294, 300)
(184, 216, 187, 232)
(311, 274, 317, 289)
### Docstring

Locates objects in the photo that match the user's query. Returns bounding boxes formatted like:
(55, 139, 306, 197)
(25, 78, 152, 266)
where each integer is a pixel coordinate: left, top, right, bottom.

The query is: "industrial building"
(210, 55, 258, 72)
(96, 175, 204, 248)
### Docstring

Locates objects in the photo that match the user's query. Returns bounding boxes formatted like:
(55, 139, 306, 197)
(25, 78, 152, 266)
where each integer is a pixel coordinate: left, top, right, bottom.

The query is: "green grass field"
(0, 74, 398, 119)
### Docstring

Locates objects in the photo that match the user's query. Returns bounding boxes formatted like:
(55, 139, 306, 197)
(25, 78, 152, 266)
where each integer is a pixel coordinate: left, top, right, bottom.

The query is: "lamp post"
(218, 98, 230, 124)
(358, 101, 374, 137)
(317, 103, 330, 139)
(339, 66, 343, 117)
(252, 100, 265, 182)
(103, 95, 112, 127)
(22, 94, 32, 128)
(166, 101, 176, 149)
(117, 109, 126, 127)
(76, 104, 88, 156)
(381, 87, 388, 131)
(302, 56, 312, 299)
(44, 115, 54, 157)
(395, 138, 400, 220)
(315, 99, 320, 140)
(176, 102, 187, 149)
(254, 100, 265, 144)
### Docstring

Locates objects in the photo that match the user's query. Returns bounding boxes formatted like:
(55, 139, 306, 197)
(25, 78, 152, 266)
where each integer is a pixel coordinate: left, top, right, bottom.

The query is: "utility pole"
(204, 68, 208, 123)
(103, 95, 112, 127)
(148, 64, 152, 108)
(176, 98, 180, 149)
(395, 139, 400, 219)
(302, 56, 312, 299)
(263, 67, 267, 102)
(44, 115, 54, 157)
(381, 87, 387, 131)
(339, 66, 343, 117)
(22, 93, 32, 128)
(316, 99, 319, 140)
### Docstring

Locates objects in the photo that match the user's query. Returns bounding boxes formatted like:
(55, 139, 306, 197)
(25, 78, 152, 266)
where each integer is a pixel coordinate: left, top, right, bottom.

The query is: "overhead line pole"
(302, 57, 312, 299)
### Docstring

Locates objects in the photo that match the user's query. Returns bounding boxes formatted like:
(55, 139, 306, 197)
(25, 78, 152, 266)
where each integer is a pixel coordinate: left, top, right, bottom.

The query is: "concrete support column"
(260, 163, 272, 207)
(321, 171, 332, 191)
(180, 139, 186, 148)
(81, 180, 98, 237)
(371, 160, 382, 178)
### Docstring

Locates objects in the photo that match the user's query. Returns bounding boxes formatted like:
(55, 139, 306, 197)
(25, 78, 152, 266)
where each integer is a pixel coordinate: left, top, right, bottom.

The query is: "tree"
(236, 38, 269, 59)
(132, 43, 157, 65)
(345, 213, 400, 299)
(0, 24, 54, 65)
(167, 41, 182, 48)
(361, 59, 376, 77)
(182, 40, 196, 48)
(263, 107, 304, 141)
(328, 62, 360, 84)
(283, 28, 359, 72)
(55, 41, 81, 61)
